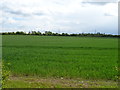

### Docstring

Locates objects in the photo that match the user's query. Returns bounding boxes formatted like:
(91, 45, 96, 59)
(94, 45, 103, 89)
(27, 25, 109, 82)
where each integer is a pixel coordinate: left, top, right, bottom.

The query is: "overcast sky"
(0, 0, 119, 34)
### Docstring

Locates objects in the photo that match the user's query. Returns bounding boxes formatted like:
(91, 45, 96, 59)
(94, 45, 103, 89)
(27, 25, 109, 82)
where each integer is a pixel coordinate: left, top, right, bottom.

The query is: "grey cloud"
(53, 1, 64, 5)
(1, 5, 46, 17)
(1, 5, 29, 16)
(81, 0, 118, 6)
(104, 13, 114, 16)
(82, 0, 118, 3)
(33, 12, 45, 16)
(81, 2, 109, 6)
(7, 10, 30, 16)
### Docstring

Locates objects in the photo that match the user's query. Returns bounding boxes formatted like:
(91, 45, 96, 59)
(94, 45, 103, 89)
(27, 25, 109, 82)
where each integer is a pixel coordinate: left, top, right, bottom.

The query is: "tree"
(61, 33, 69, 36)
(45, 31, 53, 36)
(16, 31, 26, 35)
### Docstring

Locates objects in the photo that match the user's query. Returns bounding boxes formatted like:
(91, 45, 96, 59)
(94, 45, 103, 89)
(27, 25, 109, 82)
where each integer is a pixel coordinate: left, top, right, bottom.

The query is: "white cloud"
(103, 3, 118, 16)
(0, 0, 118, 34)
(82, 0, 118, 2)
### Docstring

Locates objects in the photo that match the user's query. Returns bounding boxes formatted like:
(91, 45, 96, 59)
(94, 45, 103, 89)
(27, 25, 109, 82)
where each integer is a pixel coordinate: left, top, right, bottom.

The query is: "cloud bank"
(0, 0, 118, 34)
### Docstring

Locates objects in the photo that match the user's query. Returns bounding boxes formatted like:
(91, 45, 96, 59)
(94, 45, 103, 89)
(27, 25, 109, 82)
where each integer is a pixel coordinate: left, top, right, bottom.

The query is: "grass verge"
(4, 76, 118, 88)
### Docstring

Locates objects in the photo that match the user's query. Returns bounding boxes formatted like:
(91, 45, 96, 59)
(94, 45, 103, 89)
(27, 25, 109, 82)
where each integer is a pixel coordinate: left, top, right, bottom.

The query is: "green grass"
(2, 35, 118, 80)
(4, 76, 118, 88)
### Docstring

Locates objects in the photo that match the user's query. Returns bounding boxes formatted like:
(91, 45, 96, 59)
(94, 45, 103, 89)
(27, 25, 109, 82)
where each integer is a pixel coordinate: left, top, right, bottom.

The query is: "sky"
(0, 0, 119, 34)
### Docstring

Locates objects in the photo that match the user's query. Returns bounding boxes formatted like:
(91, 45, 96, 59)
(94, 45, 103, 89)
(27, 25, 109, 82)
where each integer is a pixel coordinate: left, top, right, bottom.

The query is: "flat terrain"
(4, 76, 117, 88)
(2, 35, 118, 88)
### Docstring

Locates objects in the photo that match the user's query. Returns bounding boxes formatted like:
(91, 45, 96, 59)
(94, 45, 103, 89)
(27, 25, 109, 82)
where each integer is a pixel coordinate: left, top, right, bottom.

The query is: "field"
(2, 35, 118, 88)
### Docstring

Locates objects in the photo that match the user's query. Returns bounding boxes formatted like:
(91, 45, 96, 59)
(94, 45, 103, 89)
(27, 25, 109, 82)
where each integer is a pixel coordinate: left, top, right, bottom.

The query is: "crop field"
(2, 35, 118, 87)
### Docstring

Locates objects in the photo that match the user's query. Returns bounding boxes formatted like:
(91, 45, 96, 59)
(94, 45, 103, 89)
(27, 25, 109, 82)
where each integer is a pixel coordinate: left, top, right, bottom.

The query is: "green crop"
(2, 35, 118, 80)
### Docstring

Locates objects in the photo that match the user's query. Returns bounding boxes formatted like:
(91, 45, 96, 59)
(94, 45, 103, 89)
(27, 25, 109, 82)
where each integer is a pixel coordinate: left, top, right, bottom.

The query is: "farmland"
(2, 35, 118, 88)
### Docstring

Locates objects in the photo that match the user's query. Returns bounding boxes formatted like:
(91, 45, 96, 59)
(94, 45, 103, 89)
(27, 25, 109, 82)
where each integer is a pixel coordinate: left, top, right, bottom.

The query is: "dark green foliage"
(44, 31, 53, 36)
(1, 31, 120, 38)
(16, 31, 26, 35)
(2, 62, 11, 87)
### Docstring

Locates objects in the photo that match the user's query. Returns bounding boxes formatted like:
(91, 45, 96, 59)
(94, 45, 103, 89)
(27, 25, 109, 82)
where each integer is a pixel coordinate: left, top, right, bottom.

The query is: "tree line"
(1, 31, 120, 38)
